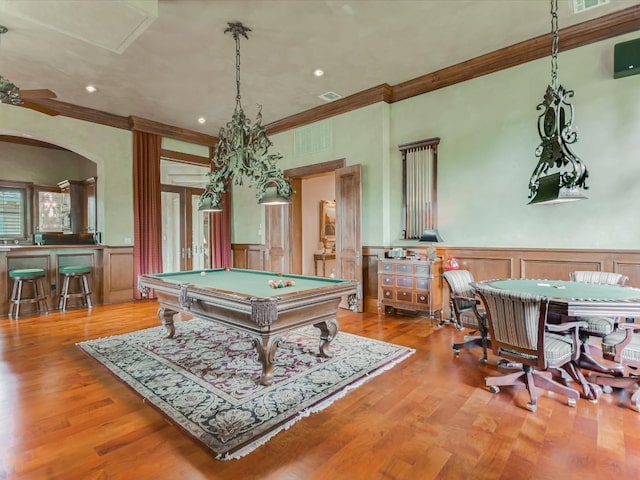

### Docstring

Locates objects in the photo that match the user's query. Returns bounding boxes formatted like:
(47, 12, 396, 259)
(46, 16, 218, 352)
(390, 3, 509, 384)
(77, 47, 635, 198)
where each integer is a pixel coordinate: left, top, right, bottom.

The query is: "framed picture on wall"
(319, 200, 336, 243)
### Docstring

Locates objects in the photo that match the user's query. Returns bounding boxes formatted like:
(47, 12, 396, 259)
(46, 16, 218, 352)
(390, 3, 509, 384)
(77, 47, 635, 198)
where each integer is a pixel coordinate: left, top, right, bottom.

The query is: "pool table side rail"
(138, 274, 359, 306)
(139, 275, 359, 336)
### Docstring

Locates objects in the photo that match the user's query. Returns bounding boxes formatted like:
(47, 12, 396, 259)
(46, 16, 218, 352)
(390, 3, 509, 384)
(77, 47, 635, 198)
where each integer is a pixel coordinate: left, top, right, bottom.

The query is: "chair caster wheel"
(567, 398, 577, 407)
(527, 403, 538, 413)
(602, 385, 613, 394)
(488, 385, 499, 394)
(479, 357, 488, 364)
(452, 348, 460, 357)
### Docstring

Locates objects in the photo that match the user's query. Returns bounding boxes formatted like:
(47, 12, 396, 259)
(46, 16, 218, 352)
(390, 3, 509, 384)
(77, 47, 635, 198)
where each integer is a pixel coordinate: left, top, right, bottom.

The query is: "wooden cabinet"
(58, 177, 97, 234)
(377, 257, 443, 319)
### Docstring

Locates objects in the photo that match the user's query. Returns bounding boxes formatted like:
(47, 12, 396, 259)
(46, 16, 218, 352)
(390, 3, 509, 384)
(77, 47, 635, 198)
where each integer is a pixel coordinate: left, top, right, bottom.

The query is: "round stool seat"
(58, 265, 93, 311)
(8, 268, 48, 318)
(60, 265, 92, 275)
(9, 268, 46, 279)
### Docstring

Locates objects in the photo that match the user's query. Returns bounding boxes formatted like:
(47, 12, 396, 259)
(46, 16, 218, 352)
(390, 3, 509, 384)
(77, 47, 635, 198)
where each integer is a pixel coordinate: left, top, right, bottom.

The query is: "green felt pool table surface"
(151, 268, 348, 299)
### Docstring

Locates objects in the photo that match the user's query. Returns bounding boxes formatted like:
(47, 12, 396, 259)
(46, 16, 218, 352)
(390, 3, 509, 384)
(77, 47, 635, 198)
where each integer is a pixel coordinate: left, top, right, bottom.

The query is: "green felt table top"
(479, 279, 640, 301)
(150, 268, 349, 298)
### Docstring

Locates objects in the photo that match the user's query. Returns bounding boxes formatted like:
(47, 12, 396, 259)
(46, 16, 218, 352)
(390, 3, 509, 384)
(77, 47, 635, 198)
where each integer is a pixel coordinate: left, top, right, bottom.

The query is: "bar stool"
(8, 268, 49, 319)
(58, 265, 93, 311)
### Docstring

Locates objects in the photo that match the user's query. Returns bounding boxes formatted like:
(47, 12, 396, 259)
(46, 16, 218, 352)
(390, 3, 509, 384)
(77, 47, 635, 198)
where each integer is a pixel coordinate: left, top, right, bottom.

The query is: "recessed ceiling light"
(85, 85, 97, 93)
(313, 69, 324, 77)
(197, 117, 206, 124)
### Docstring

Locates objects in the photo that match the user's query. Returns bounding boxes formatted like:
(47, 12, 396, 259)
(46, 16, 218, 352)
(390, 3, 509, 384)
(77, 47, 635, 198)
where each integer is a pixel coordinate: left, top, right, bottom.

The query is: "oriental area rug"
(77, 318, 414, 460)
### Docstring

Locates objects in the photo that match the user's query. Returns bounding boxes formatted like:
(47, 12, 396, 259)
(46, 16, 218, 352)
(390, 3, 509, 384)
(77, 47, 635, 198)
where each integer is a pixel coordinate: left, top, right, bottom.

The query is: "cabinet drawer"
(396, 263, 413, 274)
(381, 288, 394, 300)
(395, 290, 413, 303)
(414, 264, 431, 275)
(381, 262, 395, 272)
(396, 276, 413, 288)
(416, 292, 430, 305)
(382, 275, 394, 286)
(416, 278, 430, 291)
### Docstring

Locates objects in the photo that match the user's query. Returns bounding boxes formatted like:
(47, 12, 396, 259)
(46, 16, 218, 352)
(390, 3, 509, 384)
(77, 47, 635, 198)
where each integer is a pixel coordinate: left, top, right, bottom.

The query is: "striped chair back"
(475, 285, 548, 368)
(570, 271, 628, 286)
(443, 270, 476, 311)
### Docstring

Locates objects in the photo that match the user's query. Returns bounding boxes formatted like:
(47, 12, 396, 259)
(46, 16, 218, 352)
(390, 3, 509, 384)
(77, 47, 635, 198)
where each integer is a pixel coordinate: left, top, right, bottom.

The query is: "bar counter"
(1, 245, 134, 316)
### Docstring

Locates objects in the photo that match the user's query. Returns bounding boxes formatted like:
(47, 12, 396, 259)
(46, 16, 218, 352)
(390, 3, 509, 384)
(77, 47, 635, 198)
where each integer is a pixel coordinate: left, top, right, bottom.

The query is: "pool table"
(138, 268, 360, 386)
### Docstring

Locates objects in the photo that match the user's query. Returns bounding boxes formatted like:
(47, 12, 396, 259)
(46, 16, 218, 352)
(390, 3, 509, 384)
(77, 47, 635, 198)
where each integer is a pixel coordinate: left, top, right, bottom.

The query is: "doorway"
(276, 159, 363, 312)
(160, 160, 210, 273)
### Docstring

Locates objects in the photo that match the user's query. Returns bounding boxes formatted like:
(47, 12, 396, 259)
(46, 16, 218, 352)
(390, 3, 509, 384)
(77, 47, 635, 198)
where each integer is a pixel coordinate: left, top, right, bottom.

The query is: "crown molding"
(21, 5, 640, 144)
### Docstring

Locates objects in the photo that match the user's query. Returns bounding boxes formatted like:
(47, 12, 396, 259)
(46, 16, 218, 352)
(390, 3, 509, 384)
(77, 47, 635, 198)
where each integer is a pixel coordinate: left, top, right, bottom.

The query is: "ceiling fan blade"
(20, 89, 57, 100)
(20, 101, 60, 116)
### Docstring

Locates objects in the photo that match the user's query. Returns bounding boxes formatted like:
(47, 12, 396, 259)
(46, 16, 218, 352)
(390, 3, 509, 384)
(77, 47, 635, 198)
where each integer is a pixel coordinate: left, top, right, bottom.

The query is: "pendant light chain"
(235, 29, 242, 107)
(550, 0, 559, 91)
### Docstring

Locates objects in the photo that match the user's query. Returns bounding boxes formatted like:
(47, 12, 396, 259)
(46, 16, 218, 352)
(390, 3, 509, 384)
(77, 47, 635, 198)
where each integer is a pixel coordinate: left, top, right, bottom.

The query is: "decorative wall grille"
(399, 137, 440, 240)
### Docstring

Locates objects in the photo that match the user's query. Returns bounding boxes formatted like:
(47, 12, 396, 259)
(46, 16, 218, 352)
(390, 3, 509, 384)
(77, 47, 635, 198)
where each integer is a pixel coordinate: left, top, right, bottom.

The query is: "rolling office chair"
(475, 285, 587, 412)
(442, 270, 490, 363)
(589, 323, 640, 412)
(569, 270, 628, 376)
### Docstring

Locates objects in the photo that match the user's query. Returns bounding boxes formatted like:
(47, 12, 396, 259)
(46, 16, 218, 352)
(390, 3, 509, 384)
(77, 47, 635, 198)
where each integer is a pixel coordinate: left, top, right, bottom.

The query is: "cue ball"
(200, 271, 206, 276)
(225, 268, 231, 271)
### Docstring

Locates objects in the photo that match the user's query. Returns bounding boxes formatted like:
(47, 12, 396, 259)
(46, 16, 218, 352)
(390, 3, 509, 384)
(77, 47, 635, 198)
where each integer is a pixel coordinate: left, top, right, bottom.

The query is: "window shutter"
(0, 188, 26, 237)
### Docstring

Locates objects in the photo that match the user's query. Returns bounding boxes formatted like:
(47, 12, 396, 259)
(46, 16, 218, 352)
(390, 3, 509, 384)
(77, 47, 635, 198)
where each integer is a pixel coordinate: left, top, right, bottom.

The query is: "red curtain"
(208, 145, 232, 268)
(210, 190, 232, 268)
(133, 131, 163, 299)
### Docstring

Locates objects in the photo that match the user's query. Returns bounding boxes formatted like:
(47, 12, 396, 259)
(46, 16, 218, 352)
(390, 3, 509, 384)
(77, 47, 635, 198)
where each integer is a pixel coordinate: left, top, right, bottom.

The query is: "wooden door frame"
(161, 184, 204, 271)
(284, 159, 346, 275)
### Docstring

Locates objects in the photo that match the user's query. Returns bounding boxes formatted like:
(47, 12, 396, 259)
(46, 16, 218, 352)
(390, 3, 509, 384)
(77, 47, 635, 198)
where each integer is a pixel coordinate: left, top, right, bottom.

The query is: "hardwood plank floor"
(2, 301, 640, 479)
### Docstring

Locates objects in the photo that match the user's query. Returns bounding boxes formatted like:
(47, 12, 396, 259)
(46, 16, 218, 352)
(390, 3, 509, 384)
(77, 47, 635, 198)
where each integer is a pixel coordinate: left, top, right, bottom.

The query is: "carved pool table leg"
(157, 307, 177, 338)
(313, 318, 338, 358)
(253, 335, 282, 386)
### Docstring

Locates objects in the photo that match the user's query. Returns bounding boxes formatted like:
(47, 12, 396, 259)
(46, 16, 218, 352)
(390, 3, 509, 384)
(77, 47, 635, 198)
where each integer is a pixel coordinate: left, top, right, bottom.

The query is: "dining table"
(471, 278, 640, 402)
(473, 278, 640, 318)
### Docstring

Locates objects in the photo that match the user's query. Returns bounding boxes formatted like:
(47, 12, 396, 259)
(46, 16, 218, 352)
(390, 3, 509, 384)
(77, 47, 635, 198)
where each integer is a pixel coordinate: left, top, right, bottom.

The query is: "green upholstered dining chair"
(589, 323, 640, 412)
(569, 270, 628, 375)
(475, 285, 584, 412)
(442, 270, 490, 363)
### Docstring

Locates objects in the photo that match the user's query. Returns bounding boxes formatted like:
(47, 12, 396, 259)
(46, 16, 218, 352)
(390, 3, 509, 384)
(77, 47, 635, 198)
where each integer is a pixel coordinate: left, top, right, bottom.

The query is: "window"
(0, 182, 30, 240)
(398, 137, 440, 240)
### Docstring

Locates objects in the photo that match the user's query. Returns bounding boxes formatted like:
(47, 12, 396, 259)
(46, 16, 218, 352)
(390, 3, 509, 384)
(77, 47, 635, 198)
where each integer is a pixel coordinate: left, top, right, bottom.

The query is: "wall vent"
(318, 91, 342, 102)
(573, 0, 609, 13)
(294, 120, 332, 156)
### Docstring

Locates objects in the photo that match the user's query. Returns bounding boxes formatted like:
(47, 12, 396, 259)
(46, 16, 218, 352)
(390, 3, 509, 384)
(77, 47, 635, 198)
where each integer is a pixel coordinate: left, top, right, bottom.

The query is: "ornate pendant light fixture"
(0, 25, 22, 106)
(198, 22, 294, 212)
(528, 0, 589, 205)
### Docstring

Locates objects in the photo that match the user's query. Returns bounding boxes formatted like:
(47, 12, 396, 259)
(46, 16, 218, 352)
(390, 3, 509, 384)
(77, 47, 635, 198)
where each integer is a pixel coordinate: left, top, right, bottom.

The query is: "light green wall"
(231, 32, 640, 250)
(161, 138, 210, 157)
(391, 32, 640, 249)
(231, 103, 391, 244)
(0, 142, 96, 184)
(0, 105, 133, 246)
(1, 32, 637, 251)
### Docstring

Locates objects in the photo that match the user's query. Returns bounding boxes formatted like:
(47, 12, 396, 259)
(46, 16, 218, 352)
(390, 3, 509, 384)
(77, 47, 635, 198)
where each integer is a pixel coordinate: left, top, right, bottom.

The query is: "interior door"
(335, 164, 363, 311)
(161, 188, 184, 272)
(264, 204, 291, 273)
(161, 186, 210, 273)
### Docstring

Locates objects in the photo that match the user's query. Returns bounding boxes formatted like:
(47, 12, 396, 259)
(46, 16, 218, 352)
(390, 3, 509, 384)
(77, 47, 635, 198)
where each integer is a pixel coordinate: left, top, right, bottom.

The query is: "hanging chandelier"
(0, 25, 22, 106)
(198, 22, 294, 212)
(528, 0, 589, 205)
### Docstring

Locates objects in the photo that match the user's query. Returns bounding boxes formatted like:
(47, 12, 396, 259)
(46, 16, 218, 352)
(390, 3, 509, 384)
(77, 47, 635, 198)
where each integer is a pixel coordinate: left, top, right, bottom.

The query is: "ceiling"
(1, 0, 639, 138)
